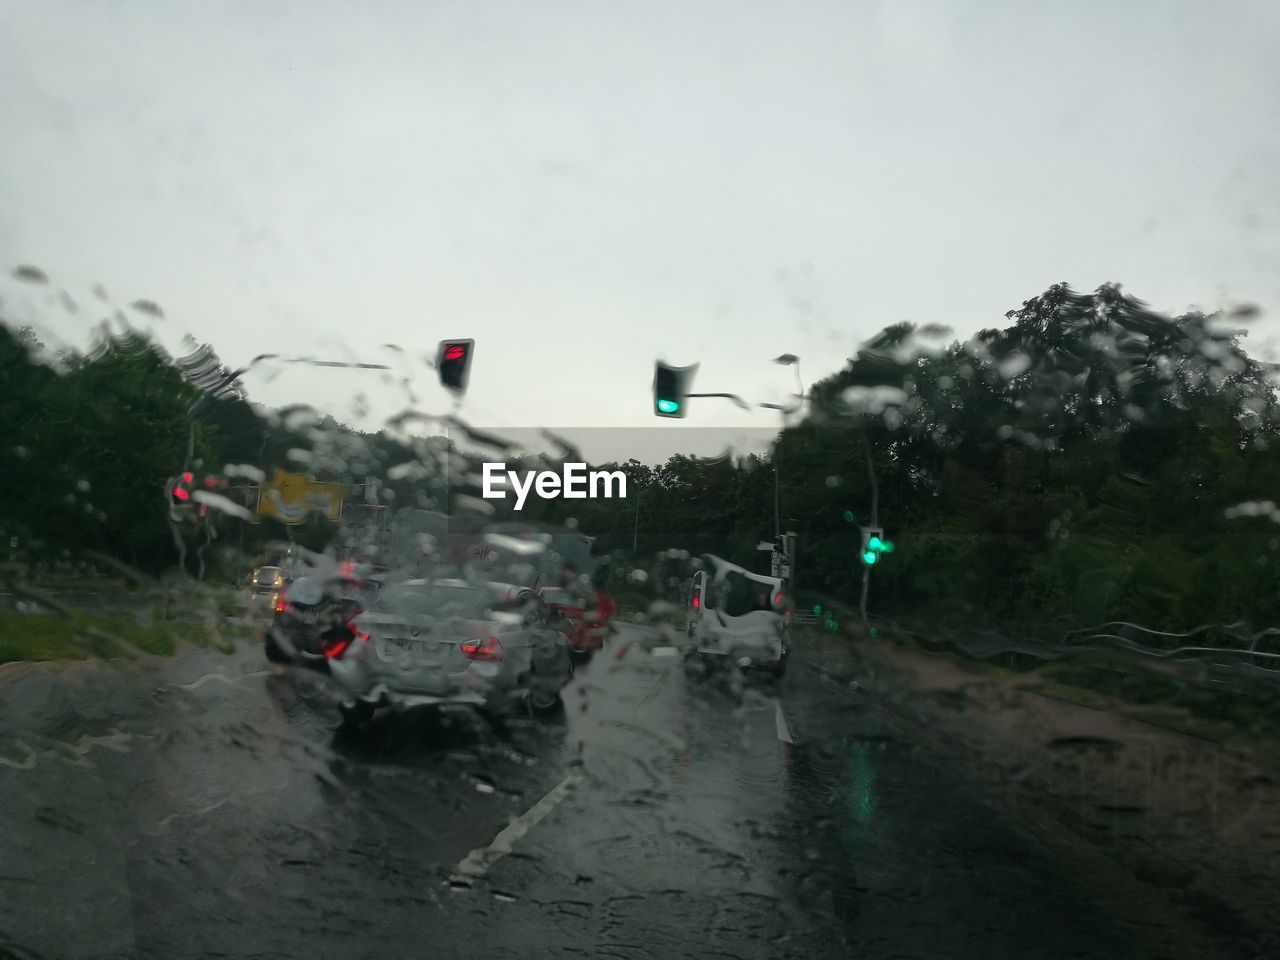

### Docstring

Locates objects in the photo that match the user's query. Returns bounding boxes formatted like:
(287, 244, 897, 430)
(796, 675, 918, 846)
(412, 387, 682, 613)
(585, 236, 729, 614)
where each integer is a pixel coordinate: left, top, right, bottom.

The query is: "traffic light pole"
(859, 427, 878, 626)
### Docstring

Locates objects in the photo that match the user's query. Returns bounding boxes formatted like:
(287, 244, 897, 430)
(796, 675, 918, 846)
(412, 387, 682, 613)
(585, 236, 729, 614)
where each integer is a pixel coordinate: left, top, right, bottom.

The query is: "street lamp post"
(627, 459, 642, 554)
(765, 353, 803, 559)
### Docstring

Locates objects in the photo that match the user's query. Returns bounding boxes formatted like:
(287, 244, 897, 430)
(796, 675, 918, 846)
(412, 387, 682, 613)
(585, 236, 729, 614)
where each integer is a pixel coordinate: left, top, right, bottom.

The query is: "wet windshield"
(2, 4, 1279, 959)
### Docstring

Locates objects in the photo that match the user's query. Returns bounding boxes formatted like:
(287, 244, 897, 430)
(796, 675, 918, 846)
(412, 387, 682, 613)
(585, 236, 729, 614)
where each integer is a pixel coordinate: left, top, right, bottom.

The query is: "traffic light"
(653, 361, 697, 418)
(860, 527, 894, 565)
(170, 472, 194, 506)
(436, 339, 475, 395)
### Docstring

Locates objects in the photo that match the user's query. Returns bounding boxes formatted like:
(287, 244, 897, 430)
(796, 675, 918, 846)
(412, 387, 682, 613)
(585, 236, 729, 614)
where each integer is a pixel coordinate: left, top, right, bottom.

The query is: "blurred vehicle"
(537, 584, 606, 658)
(685, 556, 788, 679)
(327, 579, 574, 728)
(264, 570, 381, 667)
(251, 565, 286, 594)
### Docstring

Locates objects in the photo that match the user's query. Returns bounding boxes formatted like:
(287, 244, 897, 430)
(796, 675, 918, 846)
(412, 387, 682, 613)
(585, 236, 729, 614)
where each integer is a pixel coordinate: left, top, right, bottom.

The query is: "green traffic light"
(867, 536, 883, 551)
(862, 550, 878, 565)
(812, 604, 823, 615)
(656, 399, 680, 414)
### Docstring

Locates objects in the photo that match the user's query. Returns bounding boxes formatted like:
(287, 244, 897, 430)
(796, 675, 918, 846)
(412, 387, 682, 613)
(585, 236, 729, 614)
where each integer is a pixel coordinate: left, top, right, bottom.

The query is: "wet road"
(0, 622, 1241, 959)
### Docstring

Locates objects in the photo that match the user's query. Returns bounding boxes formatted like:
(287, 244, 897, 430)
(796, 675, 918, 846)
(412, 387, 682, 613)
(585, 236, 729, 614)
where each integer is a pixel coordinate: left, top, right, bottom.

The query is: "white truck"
(685, 555, 790, 679)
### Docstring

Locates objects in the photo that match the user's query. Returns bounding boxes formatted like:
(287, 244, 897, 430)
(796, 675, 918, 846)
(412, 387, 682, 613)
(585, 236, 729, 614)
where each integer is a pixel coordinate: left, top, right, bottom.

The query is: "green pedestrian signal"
(656, 398, 680, 414)
(860, 527, 893, 565)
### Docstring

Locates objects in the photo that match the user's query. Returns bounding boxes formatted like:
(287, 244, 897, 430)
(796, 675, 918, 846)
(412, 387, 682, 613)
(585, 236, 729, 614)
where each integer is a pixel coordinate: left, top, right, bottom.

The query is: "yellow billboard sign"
(257, 469, 343, 524)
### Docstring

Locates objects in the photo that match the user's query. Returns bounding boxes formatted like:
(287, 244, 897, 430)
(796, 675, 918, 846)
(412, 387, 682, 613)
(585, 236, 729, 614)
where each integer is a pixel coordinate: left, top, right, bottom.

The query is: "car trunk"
(357, 612, 501, 694)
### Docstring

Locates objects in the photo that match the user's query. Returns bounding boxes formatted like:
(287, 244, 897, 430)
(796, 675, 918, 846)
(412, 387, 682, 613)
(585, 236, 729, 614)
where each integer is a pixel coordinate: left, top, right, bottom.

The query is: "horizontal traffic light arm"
(685, 392, 752, 410)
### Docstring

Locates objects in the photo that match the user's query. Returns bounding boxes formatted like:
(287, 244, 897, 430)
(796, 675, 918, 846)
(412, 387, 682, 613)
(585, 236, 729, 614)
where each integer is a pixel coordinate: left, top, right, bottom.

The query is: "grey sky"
(2, 0, 1279, 464)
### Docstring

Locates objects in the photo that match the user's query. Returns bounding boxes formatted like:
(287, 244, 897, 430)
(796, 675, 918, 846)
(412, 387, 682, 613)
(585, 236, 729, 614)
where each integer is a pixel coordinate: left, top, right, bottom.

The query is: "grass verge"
(0, 609, 245, 664)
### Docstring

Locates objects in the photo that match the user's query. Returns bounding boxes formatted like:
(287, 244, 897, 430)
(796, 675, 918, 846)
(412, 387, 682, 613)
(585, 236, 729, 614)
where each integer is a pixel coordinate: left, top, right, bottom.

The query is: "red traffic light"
(436, 339, 475, 395)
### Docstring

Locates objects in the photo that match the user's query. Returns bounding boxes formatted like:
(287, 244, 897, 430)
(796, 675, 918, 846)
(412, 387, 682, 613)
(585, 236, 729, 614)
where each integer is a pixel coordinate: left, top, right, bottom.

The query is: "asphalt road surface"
(0, 621, 1244, 959)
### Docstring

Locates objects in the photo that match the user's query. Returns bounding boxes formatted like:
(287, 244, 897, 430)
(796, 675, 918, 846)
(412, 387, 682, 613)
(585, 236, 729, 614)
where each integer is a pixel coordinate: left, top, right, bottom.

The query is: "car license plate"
(386, 638, 438, 660)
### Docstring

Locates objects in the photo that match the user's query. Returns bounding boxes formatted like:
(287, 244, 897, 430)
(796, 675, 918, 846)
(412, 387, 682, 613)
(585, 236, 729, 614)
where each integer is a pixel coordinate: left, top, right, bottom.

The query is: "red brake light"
(461, 627, 503, 662)
(774, 592, 783, 605)
(323, 629, 368, 660)
(173, 488, 190, 501)
(274, 592, 287, 614)
(692, 596, 699, 608)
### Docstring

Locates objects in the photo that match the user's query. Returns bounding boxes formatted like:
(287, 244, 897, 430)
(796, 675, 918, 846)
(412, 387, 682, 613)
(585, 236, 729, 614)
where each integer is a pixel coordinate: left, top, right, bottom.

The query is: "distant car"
(686, 557, 789, 679)
(264, 572, 380, 667)
(327, 579, 574, 728)
(252, 565, 286, 594)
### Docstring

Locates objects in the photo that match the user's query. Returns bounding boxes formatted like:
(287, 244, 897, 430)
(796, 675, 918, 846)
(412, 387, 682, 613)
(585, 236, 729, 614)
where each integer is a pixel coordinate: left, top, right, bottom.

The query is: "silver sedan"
(326, 579, 573, 728)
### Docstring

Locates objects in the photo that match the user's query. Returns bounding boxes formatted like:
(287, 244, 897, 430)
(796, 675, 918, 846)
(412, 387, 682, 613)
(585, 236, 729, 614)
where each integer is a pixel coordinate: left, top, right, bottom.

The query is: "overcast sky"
(2, 0, 1278, 463)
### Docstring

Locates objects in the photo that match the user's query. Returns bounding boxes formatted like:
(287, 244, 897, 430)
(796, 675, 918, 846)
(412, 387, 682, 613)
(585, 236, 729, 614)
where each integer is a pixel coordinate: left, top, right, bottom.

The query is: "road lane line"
(452, 771, 583, 883)
(774, 699, 795, 744)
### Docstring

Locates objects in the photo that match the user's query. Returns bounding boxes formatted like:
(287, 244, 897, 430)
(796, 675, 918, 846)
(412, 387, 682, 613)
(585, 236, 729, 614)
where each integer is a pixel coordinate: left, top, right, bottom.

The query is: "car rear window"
(718, 572, 775, 618)
(377, 585, 491, 619)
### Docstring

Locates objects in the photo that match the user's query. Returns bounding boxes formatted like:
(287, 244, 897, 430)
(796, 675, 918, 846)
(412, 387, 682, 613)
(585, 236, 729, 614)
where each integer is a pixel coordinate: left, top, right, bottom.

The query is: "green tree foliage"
(556, 284, 1280, 632)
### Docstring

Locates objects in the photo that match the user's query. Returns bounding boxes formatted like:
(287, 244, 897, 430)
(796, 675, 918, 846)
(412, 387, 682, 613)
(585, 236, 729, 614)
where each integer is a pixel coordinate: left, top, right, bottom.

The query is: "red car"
(538, 586, 613, 658)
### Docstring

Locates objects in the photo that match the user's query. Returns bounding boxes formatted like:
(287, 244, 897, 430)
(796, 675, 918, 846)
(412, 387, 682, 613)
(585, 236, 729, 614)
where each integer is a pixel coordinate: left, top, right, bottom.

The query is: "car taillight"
(461, 628, 503, 662)
(323, 628, 368, 661)
(275, 592, 288, 614)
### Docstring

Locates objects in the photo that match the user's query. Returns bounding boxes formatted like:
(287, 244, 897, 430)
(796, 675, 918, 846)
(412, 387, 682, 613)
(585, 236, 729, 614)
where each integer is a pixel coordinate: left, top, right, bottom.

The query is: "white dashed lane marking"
(452, 771, 583, 883)
(774, 699, 795, 744)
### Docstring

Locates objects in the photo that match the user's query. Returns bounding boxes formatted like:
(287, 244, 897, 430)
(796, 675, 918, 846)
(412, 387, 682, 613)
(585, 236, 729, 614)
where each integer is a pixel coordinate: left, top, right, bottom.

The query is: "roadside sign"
(771, 550, 790, 578)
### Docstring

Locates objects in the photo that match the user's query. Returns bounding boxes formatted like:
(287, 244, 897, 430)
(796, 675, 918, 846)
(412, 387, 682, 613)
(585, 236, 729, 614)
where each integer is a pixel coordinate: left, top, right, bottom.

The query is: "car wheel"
(683, 650, 705, 678)
(264, 631, 290, 664)
(529, 684, 563, 714)
(339, 700, 375, 730)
